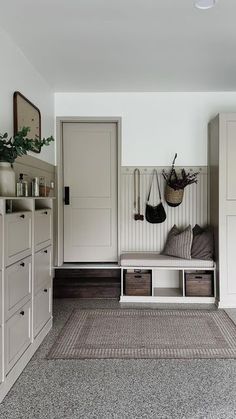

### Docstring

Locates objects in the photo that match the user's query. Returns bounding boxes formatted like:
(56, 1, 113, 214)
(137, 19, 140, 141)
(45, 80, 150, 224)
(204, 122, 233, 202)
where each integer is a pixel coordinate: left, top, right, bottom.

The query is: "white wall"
(55, 92, 236, 166)
(0, 27, 55, 165)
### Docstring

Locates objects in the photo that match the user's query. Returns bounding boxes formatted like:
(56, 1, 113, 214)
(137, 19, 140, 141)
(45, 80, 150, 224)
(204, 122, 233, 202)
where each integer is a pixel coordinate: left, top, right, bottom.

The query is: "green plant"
(0, 127, 54, 164)
(162, 153, 199, 190)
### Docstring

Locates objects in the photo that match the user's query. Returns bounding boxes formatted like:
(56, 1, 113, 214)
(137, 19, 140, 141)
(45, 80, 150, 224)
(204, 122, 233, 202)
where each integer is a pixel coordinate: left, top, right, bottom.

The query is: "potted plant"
(0, 127, 54, 196)
(162, 154, 199, 207)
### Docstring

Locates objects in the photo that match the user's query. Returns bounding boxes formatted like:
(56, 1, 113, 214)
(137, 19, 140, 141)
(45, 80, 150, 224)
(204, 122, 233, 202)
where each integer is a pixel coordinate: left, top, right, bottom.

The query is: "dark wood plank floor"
(54, 268, 121, 298)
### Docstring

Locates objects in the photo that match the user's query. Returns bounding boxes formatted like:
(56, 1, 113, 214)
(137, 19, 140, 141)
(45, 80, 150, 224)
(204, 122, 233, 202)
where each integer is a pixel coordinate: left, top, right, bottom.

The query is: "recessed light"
(194, 0, 217, 9)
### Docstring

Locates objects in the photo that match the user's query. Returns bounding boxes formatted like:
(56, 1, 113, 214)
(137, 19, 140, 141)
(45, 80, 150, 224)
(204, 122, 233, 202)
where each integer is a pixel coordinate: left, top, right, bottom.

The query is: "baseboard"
(120, 296, 216, 304)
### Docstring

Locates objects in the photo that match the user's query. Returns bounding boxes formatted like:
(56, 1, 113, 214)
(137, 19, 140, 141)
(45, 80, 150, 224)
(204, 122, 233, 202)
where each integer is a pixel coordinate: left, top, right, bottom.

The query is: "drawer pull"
(20, 262, 25, 267)
(20, 310, 25, 316)
(20, 214, 25, 219)
(44, 250, 48, 254)
(195, 276, 203, 279)
(43, 289, 48, 293)
(134, 275, 142, 278)
(43, 211, 48, 215)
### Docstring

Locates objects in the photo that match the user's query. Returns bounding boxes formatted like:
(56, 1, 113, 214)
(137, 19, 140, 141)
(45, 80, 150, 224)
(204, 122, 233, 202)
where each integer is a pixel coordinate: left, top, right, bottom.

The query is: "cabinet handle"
(44, 289, 48, 293)
(20, 311, 24, 316)
(64, 186, 70, 205)
(20, 214, 25, 219)
(43, 211, 48, 215)
(44, 250, 48, 254)
(20, 262, 25, 267)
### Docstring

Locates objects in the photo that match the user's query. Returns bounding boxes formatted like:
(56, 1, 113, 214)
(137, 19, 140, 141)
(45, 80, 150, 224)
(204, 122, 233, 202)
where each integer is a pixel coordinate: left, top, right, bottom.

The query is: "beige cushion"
(163, 225, 193, 260)
(120, 253, 214, 268)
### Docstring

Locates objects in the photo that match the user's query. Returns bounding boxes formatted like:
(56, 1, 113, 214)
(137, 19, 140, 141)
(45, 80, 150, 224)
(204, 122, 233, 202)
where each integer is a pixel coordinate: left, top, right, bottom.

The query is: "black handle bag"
(145, 169, 166, 224)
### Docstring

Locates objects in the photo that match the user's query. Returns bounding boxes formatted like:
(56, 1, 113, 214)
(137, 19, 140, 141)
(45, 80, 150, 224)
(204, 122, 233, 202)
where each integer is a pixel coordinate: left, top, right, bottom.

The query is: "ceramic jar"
(0, 162, 16, 196)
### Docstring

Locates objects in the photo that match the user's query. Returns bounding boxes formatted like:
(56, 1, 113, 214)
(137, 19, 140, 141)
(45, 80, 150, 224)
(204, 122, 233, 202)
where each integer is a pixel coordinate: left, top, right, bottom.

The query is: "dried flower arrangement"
(162, 154, 199, 207)
(162, 153, 199, 190)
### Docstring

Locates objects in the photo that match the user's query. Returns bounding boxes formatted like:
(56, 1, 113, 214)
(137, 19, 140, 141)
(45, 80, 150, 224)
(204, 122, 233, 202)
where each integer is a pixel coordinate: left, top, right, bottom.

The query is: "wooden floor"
(53, 268, 121, 298)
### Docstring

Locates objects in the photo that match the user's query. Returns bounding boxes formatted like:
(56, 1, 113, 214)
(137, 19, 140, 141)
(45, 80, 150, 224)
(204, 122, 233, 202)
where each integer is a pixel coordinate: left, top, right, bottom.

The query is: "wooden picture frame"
(13, 91, 41, 153)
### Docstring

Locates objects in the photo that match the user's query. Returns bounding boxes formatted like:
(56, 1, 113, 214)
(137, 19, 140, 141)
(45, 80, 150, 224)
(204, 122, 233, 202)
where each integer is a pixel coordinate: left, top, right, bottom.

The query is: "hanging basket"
(165, 185, 184, 207)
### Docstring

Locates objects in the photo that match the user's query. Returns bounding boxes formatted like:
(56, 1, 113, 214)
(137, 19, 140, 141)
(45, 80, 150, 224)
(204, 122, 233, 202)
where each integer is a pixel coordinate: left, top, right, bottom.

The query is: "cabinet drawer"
(34, 246, 52, 295)
(5, 212, 32, 266)
(34, 209, 52, 251)
(5, 257, 32, 319)
(5, 301, 31, 374)
(34, 282, 52, 338)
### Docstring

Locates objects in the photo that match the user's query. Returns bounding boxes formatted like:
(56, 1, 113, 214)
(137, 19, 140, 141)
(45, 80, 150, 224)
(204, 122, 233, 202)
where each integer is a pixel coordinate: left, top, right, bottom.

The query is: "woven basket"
(165, 185, 184, 207)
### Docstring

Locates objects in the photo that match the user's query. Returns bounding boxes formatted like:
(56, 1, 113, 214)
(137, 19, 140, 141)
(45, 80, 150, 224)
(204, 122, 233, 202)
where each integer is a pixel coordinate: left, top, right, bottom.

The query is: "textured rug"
(47, 309, 236, 359)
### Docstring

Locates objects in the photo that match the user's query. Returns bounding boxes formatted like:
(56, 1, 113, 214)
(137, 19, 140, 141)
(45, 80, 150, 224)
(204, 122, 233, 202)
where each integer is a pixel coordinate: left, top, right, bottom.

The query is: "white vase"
(0, 162, 16, 196)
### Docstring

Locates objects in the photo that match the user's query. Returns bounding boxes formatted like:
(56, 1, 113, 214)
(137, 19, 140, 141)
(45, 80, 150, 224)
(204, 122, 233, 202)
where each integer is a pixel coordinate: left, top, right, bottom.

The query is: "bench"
(120, 252, 216, 303)
(120, 252, 215, 269)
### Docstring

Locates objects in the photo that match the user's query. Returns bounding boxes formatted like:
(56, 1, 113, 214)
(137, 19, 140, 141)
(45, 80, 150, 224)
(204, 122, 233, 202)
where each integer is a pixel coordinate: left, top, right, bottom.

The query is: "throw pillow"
(191, 224, 214, 260)
(163, 225, 193, 260)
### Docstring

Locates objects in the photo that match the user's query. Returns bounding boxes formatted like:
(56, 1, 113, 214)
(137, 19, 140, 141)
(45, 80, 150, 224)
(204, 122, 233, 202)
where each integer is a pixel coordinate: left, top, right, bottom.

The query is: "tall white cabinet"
(0, 197, 53, 402)
(209, 113, 236, 308)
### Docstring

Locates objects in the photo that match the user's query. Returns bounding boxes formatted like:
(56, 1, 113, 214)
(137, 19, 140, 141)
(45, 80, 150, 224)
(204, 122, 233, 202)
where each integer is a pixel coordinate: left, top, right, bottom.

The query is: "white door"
(63, 122, 118, 262)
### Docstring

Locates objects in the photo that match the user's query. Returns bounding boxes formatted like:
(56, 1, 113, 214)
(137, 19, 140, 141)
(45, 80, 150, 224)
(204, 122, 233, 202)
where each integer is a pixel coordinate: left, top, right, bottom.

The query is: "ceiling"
(0, 0, 236, 92)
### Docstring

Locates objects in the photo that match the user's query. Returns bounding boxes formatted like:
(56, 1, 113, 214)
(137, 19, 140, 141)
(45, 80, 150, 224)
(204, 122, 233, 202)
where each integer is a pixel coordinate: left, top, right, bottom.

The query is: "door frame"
(55, 116, 122, 266)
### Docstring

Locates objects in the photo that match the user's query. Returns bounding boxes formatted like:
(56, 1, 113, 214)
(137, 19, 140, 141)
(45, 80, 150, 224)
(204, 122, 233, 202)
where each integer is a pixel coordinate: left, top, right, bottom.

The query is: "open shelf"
(153, 287, 183, 297)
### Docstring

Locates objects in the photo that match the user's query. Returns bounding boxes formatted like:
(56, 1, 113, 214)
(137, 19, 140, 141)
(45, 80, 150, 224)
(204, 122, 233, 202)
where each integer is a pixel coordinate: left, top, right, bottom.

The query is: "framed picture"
(13, 91, 41, 153)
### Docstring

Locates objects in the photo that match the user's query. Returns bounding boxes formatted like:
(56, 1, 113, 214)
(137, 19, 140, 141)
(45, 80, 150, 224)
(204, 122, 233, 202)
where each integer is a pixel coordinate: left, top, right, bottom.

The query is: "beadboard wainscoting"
(120, 166, 208, 254)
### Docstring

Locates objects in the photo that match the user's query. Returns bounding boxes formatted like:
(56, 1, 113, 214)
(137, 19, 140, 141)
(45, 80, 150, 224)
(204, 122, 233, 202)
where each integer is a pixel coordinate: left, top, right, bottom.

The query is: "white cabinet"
(34, 282, 52, 338)
(34, 209, 52, 252)
(5, 212, 32, 266)
(34, 246, 52, 295)
(5, 257, 32, 319)
(5, 301, 31, 374)
(0, 197, 54, 402)
(209, 113, 236, 307)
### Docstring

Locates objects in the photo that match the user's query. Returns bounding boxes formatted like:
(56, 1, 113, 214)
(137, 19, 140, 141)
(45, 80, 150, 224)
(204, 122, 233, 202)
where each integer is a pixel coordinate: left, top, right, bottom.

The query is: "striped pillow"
(163, 225, 193, 260)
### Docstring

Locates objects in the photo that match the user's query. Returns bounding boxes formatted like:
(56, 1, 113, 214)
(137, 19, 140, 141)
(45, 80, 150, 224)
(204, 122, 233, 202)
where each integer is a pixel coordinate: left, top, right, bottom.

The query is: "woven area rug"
(47, 309, 236, 359)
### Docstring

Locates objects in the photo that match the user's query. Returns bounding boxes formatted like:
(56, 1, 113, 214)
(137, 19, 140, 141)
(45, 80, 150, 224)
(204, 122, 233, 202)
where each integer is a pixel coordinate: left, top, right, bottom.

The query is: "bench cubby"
(120, 253, 216, 304)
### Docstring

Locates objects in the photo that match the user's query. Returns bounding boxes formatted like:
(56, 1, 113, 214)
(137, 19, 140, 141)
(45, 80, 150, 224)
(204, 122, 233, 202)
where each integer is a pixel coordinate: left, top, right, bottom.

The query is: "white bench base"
(120, 253, 216, 305)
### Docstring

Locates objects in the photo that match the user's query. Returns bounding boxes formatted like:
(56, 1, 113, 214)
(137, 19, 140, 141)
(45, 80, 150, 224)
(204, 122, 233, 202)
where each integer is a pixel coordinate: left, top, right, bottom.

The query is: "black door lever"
(64, 186, 70, 205)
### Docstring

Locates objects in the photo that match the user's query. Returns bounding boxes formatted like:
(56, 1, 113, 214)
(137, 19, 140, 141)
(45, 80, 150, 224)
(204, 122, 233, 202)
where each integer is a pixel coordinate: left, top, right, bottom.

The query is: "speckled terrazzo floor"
(0, 299, 236, 419)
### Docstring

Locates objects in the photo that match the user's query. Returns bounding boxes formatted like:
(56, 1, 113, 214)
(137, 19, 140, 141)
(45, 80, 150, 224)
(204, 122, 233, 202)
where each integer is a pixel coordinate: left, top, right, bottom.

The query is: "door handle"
(64, 186, 70, 205)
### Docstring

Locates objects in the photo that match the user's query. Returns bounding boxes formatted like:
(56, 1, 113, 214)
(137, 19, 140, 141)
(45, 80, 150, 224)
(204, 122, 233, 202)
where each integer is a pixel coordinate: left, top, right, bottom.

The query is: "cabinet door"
(0, 214, 2, 269)
(34, 246, 52, 295)
(34, 209, 52, 252)
(0, 271, 2, 324)
(5, 301, 31, 373)
(5, 212, 32, 266)
(5, 257, 32, 319)
(34, 282, 52, 338)
(218, 115, 236, 306)
(0, 326, 2, 383)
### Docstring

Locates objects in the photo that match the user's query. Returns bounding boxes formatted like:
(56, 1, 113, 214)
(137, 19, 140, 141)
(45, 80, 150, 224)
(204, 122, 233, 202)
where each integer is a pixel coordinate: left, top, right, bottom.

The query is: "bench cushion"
(120, 252, 214, 268)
